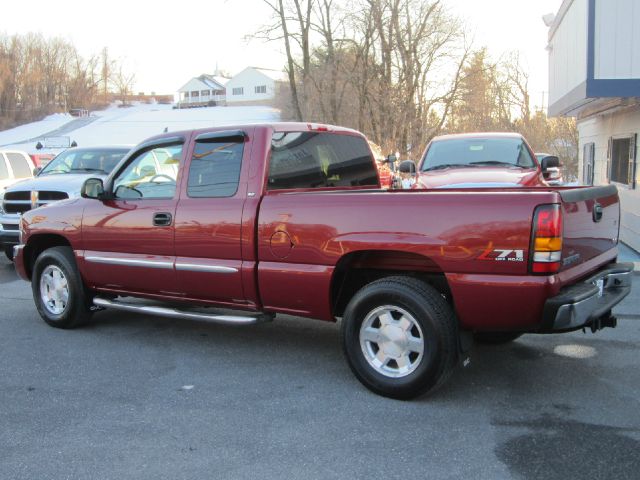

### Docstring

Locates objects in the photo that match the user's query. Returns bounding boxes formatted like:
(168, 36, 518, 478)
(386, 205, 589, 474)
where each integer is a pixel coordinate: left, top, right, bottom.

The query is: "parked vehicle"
(13, 123, 633, 399)
(0, 150, 35, 191)
(0, 146, 130, 260)
(29, 153, 56, 168)
(410, 132, 555, 189)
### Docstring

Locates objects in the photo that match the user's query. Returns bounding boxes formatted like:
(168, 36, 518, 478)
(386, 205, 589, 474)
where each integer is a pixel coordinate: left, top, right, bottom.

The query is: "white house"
(177, 74, 229, 107)
(547, 0, 640, 251)
(225, 67, 285, 105)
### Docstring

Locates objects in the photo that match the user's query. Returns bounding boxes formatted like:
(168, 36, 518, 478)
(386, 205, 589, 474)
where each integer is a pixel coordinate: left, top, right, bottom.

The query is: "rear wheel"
(341, 276, 458, 400)
(4, 246, 14, 261)
(473, 332, 522, 344)
(32, 246, 93, 328)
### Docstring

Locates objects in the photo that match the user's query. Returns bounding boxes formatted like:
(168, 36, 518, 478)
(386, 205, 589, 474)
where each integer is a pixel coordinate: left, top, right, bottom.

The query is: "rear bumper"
(542, 262, 633, 331)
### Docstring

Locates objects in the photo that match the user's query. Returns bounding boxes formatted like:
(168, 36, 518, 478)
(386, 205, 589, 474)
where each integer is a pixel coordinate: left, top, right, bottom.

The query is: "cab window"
(267, 132, 378, 190)
(6, 153, 32, 178)
(187, 141, 243, 198)
(113, 144, 183, 199)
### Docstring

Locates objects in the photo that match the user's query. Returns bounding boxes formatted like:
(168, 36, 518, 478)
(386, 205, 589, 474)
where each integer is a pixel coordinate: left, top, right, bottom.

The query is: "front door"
(81, 139, 185, 296)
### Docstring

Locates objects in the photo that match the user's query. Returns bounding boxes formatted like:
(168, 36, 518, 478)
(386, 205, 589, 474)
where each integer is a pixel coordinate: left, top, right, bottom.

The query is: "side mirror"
(36, 142, 43, 150)
(540, 155, 560, 171)
(33, 167, 42, 176)
(385, 154, 398, 164)
(81, 178, 105, 199)
(70, 140, 78, 148)
(398, 160, 417, 175)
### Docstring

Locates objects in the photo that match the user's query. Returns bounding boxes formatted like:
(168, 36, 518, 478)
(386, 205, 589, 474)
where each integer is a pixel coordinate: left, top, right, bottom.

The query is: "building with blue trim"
(547, 0, 640, 251)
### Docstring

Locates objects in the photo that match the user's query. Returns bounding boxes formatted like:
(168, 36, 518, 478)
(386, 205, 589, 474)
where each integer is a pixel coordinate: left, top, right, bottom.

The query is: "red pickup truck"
(13, 123, 633, 399)
(409, 132, 557, 189)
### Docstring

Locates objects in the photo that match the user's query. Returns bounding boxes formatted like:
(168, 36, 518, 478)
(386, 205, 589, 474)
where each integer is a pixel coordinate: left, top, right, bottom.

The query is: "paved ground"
(0, 256, 639, 480)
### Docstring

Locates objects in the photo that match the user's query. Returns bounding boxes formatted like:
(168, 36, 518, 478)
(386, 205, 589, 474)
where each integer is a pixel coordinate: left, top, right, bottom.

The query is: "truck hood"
(4, 173, 106, 195)
(415, 167, 542, 189)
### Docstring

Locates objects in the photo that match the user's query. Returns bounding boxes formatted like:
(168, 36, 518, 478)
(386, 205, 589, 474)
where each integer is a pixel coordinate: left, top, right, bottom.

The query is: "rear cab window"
(267, 131, 378, 190)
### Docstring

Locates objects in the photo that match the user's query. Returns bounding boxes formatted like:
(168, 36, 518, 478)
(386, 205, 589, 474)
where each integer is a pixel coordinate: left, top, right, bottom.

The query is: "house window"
(191, 91, 199, 98)
(583, 143, 595, 186)
(255, 85, 267, 94)
(232, 87, 244, 95)
(609, 135, 636, 188)
(201, 90, 210, 96)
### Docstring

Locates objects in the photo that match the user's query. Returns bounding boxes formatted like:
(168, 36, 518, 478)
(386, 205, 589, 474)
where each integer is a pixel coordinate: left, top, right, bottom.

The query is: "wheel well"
(23, 234, 72, 280)
(331, 250, 451, 317)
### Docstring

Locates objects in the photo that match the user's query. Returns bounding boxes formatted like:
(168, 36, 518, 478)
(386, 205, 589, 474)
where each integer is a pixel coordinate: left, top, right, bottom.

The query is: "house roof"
(178, 74, 229, 93)
(248, 67, 287, 82)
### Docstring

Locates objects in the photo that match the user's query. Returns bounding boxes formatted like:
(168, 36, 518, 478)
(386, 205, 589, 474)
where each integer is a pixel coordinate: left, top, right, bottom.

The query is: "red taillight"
(531, 204, 563, 274)
(535, 206, 562, 237)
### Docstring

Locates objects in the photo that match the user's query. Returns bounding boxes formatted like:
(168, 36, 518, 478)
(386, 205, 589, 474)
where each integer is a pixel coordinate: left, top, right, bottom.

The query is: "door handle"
(153, 212, 172, 226)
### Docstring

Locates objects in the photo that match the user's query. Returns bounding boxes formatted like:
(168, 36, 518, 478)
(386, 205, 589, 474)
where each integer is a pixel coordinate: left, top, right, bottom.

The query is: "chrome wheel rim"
(359, 305, 424, 378)
(40, 265, 69, 316)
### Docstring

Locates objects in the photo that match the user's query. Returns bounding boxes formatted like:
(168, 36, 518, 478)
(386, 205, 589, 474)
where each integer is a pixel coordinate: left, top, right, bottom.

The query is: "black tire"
(341, 276, 458, 400)
(32, 246, 93, 329)
(4, 246, 14, 261)
(473, 332, 522, 345)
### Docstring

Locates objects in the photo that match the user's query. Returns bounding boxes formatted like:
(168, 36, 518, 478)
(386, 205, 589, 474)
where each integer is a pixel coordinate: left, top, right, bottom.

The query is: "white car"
(0, 150, 35, 191)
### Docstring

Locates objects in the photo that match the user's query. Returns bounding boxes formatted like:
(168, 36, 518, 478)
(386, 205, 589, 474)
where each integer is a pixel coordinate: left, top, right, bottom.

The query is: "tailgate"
(558, 185, 620, 271)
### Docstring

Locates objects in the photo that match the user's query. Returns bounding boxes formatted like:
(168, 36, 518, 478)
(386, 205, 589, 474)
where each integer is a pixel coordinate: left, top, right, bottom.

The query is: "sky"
(3, 0, 562, 110)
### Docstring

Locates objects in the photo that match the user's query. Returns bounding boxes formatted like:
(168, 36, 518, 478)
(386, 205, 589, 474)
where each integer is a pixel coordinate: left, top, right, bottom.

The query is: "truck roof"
(430, 132, 525, 142)
(142, 122, 365, 145)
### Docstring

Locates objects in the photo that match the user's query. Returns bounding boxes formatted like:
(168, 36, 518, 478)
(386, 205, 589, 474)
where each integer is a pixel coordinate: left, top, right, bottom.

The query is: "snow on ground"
(0, 113, 73, 148)
(1, 103, 281, 152)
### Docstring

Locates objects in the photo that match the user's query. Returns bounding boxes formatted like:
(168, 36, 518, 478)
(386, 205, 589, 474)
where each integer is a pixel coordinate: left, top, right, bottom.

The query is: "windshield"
(39, 148, 128, 176)
(421, 137, 536, 171)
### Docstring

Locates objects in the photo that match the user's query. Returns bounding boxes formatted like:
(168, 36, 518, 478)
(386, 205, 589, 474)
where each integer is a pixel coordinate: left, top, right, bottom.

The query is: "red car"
(410, 132, 557, 189)
(14, 123, 632, 399)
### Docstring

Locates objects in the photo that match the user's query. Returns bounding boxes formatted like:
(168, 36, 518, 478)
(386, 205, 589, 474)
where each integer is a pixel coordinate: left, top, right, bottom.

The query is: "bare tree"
(111, 64, 136, 106)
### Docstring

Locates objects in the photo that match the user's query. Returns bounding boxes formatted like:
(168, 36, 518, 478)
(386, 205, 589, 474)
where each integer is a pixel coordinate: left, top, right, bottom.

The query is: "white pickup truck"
(0, 146, 130, 260)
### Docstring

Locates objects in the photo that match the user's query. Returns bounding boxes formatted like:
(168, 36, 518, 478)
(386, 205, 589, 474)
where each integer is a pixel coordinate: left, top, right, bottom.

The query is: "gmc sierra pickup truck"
(13, 123, 633, 399)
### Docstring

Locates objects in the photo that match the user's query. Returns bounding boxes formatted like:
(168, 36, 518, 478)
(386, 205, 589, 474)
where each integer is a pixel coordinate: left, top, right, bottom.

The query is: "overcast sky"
(4, 0, 562, 110)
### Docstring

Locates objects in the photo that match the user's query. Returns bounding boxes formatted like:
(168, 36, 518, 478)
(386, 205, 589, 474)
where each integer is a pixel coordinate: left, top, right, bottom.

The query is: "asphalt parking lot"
(1, 256, 639, 480)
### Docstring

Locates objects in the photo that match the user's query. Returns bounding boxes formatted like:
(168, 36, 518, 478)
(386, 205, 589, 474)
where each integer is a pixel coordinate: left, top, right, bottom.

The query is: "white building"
(547, 0, 640, 251)
(225, 67, 285, 105)
(177, 74, 229, 107)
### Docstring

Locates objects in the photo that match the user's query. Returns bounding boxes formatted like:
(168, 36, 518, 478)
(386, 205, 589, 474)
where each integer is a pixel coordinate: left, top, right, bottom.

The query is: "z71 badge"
(478, 248, 524, 262)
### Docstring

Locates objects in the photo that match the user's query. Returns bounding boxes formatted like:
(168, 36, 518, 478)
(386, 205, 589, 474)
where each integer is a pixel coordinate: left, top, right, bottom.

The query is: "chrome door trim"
(175, 263, 238, 274)
(85, 255, 173, 269)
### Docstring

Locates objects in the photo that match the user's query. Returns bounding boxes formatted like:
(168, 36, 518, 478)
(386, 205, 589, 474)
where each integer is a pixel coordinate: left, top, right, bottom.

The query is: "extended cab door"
(173, 130, 249, 306)
(81, 137, 186, 296)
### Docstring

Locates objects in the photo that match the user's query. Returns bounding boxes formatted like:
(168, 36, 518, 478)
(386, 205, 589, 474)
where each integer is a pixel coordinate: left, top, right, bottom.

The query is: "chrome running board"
(93, 297, 274, 325)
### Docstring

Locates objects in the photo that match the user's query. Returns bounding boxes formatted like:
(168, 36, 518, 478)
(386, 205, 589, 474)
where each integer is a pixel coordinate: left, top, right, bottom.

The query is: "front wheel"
(341, 276, 458, 400)
(32, 246, 93, 328)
